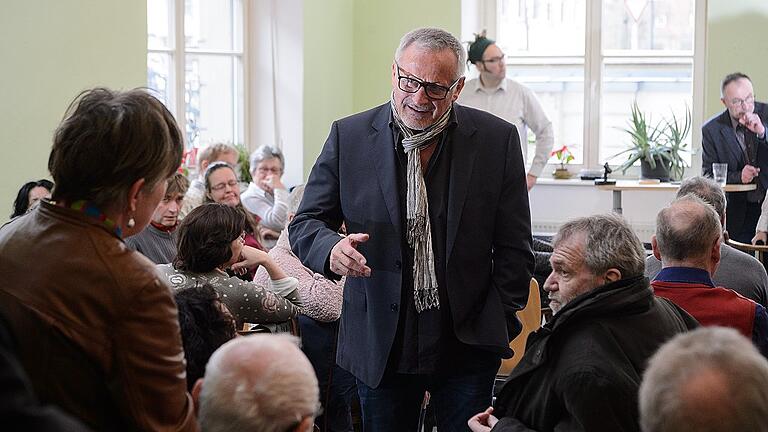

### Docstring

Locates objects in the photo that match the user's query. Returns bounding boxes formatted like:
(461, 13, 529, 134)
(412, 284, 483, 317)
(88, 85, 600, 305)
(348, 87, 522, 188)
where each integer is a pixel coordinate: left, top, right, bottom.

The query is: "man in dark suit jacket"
(289, 27, 533, 431)
(702, 72, 768, 243)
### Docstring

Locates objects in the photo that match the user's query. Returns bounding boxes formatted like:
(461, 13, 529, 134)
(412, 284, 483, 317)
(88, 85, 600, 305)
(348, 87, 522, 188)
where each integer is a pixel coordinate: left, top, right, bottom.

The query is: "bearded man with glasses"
(458, 32, 554, 191)
(290, 27, 533, 431)
(702, 72, 768, 243)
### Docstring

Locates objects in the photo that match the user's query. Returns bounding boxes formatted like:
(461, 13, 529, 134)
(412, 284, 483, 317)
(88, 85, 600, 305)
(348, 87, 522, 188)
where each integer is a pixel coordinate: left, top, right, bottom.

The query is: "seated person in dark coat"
(469, 213, 698, 432)
(174, 284, 236, 391)
(650, 194, 768, 357)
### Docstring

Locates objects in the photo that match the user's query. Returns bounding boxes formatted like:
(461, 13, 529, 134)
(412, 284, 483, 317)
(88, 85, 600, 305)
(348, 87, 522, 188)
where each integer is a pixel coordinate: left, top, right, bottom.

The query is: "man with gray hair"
(650, 195, 768, 356)
(194, 334, 319, 432)
(469, 213, 696, 431)
(645, 176, 768, 306)
(639, 327, 768, 432)
(290, 27, 533, 430)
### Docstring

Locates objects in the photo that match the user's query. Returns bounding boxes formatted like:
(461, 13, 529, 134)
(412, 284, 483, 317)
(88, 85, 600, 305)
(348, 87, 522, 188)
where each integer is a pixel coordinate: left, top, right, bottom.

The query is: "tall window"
(147, 0, 245, 154)
(495, 0, 697, 169)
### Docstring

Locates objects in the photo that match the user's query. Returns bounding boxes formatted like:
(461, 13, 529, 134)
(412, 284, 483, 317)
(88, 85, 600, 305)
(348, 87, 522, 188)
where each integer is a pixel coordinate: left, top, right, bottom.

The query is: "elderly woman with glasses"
(157, 203, 301, 330)
(204, 161, 267, 275)
(241, 145, 289, 248)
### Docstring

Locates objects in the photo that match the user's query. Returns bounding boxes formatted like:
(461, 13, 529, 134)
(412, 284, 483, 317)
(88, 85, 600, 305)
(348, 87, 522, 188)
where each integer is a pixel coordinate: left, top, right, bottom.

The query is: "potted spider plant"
(659, 107, 691, 181)
(613, 102, 690, 182)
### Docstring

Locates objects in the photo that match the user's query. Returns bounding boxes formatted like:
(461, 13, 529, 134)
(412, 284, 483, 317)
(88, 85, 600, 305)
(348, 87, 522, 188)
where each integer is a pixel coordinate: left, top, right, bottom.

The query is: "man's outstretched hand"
(468, 406, 499, 432)
(330, 233, 371, 277)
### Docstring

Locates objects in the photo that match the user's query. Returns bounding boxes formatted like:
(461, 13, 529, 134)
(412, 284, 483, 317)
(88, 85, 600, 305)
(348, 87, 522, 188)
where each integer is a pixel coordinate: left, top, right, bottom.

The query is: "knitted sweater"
(125, 224, 177, 264)
(254, 230, 344, 322)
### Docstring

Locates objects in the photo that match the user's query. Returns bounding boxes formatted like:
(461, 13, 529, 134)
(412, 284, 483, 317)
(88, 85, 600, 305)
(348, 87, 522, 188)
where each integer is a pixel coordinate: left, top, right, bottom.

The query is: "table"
(596, 181, 756, 214)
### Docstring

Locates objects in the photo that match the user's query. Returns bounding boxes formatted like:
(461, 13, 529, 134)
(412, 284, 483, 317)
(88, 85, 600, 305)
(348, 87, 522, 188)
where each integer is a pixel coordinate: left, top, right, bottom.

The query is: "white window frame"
(147, 0, 250, 152)
(463, 0, 707, 177)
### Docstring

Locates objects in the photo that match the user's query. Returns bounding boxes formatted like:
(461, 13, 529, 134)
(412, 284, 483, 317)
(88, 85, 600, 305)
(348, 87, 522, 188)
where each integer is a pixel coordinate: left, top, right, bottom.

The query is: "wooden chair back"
(498, 278, 542, 376)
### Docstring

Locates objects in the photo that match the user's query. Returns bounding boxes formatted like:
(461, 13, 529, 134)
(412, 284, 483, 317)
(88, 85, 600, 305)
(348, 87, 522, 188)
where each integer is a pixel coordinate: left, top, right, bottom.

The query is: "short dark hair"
(721, 72, 751, 97)
(11, 179, 54, 218)
(174, 203, 246, 273)
(48, 88, 183, 210)
(174, 284, 236, 391)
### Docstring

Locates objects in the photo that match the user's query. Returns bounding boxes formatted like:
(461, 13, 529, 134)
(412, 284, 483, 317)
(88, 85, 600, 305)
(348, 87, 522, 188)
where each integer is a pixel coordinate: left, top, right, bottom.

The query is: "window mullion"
(583, 0, 602, 169)
(175, 0, 186, 147)
(691, 0, 707, 177)
(242, 0, 250, 150)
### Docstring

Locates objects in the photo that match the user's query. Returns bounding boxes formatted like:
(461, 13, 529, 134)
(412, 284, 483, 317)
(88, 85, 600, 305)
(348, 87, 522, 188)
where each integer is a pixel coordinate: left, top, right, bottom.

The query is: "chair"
(726, 237, 768, 270)
(498, 279, 542, 376)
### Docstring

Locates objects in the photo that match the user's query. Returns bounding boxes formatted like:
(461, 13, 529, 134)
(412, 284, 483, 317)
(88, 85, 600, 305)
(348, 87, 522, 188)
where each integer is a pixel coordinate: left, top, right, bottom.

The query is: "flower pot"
(553, 168, 573, 179)
(640, 158, 671, 182)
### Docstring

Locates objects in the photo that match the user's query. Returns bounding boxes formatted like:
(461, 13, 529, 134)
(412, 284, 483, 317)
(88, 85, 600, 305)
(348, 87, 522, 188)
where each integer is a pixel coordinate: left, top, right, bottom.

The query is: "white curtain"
(248, 0, 304, 187)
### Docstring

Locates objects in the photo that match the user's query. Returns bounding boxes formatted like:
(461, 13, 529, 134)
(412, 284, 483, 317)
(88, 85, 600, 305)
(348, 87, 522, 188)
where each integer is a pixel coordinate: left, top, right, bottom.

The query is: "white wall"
(530, 179, 676, 242)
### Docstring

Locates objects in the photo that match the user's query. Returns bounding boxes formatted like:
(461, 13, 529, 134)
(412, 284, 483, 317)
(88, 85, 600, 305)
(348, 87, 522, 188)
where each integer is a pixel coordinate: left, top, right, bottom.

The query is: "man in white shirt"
(458, 33, 554, 190)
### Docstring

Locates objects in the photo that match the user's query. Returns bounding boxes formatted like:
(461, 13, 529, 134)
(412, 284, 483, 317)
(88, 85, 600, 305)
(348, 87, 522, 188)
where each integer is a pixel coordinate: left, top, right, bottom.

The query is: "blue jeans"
(356, 363, 499, 432)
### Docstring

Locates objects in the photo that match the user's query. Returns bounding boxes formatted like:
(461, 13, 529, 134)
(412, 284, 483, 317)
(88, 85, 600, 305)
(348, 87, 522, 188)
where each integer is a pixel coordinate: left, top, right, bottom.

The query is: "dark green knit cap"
(468, 31, 495, 64)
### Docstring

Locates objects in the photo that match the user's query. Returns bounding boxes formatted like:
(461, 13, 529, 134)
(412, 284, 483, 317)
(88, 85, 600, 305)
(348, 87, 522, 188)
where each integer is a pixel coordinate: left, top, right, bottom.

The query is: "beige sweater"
(254, 230, 344, 322)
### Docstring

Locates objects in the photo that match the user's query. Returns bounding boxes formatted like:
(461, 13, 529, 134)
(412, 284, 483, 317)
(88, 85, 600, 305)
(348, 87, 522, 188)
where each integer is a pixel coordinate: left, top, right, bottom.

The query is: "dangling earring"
(127, 217, 135, 228)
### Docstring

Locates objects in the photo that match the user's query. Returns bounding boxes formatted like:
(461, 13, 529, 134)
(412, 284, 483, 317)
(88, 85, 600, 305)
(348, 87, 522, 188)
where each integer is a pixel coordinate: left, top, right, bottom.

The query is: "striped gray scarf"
(390, 97, 453, 312)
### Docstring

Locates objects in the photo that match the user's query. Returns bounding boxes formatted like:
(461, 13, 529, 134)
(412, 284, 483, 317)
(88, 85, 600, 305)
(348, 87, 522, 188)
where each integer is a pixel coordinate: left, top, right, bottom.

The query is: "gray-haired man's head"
(640, 326, 768, 432)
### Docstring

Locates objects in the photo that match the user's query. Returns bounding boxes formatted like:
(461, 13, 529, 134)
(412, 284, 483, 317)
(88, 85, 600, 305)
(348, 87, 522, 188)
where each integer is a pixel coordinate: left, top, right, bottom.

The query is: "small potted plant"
(551, 145, 575, 179)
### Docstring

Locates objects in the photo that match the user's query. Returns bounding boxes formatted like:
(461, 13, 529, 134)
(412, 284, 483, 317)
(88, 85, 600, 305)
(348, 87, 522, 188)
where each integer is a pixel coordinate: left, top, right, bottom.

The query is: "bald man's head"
(198, 335, 319, 432)
(654, 194, 722, 266)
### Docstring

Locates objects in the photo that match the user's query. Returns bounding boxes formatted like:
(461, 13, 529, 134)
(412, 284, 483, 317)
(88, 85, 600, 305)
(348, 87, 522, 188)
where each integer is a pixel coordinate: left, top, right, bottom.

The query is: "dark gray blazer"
(702, 102, 768, 234)
(289, 102, 534, 387)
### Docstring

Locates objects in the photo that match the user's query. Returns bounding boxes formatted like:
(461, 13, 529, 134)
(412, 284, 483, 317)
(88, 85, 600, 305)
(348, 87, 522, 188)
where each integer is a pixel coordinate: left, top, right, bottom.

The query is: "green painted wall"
(351, 0, 461, 112)
(705, 0, 768, 117)
(303, 0, 355, 176)
(0, 1, 146, 222)
(302, 0, 460, 177)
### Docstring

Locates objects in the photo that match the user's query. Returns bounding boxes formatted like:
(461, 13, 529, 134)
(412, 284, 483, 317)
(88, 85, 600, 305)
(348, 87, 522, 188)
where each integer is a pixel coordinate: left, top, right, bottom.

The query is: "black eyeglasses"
(481, 54, 505, 65)
(395, 61, 461, 100)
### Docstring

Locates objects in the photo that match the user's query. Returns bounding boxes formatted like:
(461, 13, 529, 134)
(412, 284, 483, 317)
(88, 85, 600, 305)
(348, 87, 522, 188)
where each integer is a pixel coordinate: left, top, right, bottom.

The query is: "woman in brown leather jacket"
(157, 203, 302, 329)
(0, 88, 198, 430)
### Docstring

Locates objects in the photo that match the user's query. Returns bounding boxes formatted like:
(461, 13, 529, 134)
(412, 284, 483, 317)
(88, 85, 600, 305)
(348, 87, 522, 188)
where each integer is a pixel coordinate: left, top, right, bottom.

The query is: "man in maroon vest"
(651, 194, 768, 356)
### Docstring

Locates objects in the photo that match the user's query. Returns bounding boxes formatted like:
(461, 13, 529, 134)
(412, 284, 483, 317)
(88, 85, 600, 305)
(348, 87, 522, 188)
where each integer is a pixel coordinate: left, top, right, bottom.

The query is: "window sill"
(535, 177, 601, 187)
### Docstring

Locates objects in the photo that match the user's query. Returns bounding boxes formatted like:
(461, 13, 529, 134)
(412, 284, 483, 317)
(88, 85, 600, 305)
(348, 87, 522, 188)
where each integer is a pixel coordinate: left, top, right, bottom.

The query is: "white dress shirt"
(458, 78, 554, 177)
